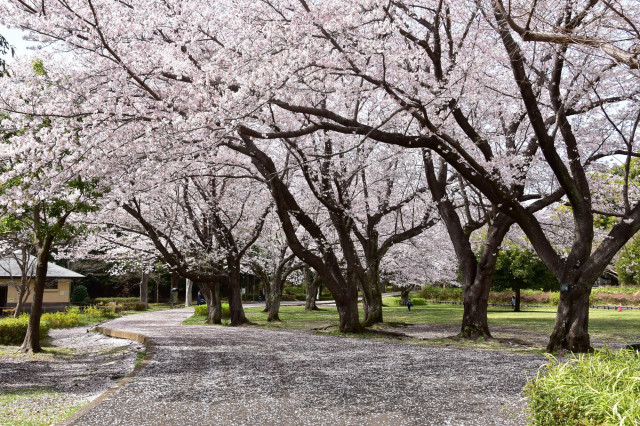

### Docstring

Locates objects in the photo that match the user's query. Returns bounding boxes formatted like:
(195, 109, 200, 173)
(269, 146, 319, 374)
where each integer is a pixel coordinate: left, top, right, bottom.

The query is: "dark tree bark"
(304, 267, 320, 311)
(227, 259, 248, 326)
(198, 280, 222, 324)
(20, 242, 51, 353)
(547, 284, 592, 352)
(400, 285, 415, 306)
(514, 288, 521, 312)
(230, 136, 362, 332)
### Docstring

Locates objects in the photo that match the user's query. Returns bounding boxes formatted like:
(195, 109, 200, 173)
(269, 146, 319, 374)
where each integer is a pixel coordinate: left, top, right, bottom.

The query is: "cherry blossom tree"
(2, 0, 639, 351)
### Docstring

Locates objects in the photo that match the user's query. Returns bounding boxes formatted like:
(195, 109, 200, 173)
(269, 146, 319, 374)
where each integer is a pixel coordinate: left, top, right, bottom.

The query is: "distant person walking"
(197, 291, 205, 305)
(406, 300, 413, 311)
(511, 296, 516, 310)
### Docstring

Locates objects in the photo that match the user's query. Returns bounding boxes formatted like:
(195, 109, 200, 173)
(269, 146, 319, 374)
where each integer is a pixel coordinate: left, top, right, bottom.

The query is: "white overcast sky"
(1, 25, 40, 61)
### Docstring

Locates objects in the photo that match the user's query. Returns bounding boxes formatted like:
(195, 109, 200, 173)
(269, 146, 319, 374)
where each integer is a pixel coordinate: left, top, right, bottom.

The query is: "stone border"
(58, 326, 155, 426)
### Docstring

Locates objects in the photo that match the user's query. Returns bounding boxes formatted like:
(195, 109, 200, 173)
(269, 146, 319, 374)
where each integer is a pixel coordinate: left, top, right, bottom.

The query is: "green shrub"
(525, 349, 640, 425)
(194, 303, 230, 318)
(548, 292, 560, 306)
(388, 297, 427, 306)
(84, 305, 117, 319)
(418, 287, 463, 302)
(41, 307, 83, 328)
(0, 314, 50, 345)
(388, 297, 403, 306)
(70, 285, 90, 304)
(133, 302, 147, 311)
(92, 297, 139, 304)
(283, 286, 306, 301)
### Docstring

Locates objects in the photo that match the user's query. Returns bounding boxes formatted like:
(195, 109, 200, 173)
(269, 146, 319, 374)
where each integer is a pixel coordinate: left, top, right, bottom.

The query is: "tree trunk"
(304, 269, 319, 311)
(459, 216, 511, 340)
(13, 285, 29, 318)
(20, 242, 52, 353)
(227, 262, 248, 326)
(547, 283, 592, 353)
(400, 285, 414, 306)
(460, 277, 491, 339)
(335, 288, 361, 332)
(361, 264, 383, 326)
(140, 271, 149, 307)
(514, 288, 521, 312)
(198, 281, 222, 325)
(267, 278, 283, 322)
(262, 274, 271, 313)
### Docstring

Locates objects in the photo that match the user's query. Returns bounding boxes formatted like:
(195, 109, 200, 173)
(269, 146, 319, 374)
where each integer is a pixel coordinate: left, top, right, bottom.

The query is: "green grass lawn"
(183, 301, 640, 347)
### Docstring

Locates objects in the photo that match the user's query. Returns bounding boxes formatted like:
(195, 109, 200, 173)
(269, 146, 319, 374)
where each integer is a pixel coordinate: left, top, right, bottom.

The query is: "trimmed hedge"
(417, 286, 640, 307)
(283, 286, 306, 301)
(525, 349, 640, 425)
(390, 297, 427, 306)
(194, 303, 231, 319)
(0, 315, 50, 345)
(93, 297, 139, 304)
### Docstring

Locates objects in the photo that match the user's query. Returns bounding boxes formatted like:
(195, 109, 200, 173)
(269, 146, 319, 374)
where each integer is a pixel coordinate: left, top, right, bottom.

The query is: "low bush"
(41, 307, 82, 329)
(132, 302, 148, 311)
(411, 298, 426, 305)
(418, 287, 463, 302)
(283, 286, 306, 301)
(592, 286, 640, 295)
(84, 305, 117, 319)
(194, 303, 231, 318)
(92, 297, 139, 304)
(525, 349, 640, 425)
(0, 314, 50, 345)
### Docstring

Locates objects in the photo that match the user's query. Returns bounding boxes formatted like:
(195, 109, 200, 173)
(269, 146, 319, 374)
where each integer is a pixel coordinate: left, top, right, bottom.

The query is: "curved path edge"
(58, 326, 156, 426)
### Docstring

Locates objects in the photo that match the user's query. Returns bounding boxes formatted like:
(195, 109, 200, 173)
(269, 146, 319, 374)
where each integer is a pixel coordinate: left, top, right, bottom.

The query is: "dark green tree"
(492, 245, 558, 312)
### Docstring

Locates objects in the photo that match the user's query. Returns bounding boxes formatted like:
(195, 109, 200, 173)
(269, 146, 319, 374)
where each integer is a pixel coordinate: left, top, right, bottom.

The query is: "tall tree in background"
(492, 244, 558, 312)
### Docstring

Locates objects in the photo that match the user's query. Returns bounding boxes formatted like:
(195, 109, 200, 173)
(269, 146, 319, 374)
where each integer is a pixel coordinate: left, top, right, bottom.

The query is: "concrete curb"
(58, 326, 155, 426)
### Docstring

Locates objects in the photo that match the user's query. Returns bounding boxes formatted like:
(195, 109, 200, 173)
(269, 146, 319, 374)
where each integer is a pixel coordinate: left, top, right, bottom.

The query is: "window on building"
(44, 279, 58, 290)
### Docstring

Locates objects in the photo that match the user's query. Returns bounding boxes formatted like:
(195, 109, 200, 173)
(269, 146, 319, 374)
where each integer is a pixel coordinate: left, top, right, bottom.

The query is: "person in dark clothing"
(406, 300, 413, 311)
(197, 291, 205, 305)
(259, 289, 264, 303)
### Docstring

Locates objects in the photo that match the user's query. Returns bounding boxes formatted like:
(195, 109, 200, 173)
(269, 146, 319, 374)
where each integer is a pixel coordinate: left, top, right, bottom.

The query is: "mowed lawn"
(184, 300, 640, 346)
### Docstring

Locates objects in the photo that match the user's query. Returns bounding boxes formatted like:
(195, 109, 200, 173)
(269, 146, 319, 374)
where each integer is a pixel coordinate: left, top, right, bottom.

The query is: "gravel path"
(69, 308, 547, 425)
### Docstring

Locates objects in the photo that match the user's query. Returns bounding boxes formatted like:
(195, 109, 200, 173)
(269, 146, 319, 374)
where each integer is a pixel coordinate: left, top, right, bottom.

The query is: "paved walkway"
(69, 308, 546, 425)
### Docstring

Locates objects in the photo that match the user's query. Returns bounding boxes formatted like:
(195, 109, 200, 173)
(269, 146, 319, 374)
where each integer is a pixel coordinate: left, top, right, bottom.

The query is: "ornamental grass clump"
(524, 348, 640, 425)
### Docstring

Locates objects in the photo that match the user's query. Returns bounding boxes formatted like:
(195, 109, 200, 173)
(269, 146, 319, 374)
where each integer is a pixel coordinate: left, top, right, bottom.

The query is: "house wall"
(2, 279, 71, 305)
